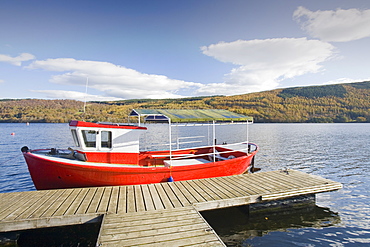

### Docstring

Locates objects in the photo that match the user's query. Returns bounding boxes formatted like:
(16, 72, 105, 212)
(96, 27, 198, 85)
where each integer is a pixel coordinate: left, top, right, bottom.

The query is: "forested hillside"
(1, 81, 370, 123)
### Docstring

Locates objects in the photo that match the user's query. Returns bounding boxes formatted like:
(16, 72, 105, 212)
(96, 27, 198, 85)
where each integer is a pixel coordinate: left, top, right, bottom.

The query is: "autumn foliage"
(1, 81, 370, 123)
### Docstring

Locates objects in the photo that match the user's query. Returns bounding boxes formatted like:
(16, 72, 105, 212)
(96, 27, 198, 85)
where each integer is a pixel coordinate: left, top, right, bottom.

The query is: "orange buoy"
(11, 132, 15, 135)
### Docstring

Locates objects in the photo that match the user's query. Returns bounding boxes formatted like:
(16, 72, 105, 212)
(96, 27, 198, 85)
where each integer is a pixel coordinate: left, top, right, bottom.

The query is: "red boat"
(22, 109, 258, 190)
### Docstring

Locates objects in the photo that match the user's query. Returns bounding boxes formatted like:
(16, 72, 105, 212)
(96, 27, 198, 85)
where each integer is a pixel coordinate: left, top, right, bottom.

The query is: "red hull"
(23, 149, 257, 190)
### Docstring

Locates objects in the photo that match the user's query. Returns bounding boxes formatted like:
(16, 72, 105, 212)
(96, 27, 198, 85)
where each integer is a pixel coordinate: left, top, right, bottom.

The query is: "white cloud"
(200, 38, 336, 95)
(0, 53, 35, 66)
(27, 58, 202, 99)
(31, 90, 122, 101)
(294, 6, 370, 42)
(321, 77, 370, 85)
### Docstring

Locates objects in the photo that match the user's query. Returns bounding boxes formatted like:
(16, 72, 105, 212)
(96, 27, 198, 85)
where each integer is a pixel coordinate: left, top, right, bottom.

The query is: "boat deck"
(0, 170, 342, 246)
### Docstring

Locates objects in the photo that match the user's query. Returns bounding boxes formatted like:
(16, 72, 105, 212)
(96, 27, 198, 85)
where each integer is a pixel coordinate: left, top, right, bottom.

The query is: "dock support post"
(248, 194, 316, 214)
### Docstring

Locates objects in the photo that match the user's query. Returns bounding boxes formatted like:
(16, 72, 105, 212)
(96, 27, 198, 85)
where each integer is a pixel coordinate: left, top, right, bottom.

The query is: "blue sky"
(1, 0, 370, 101)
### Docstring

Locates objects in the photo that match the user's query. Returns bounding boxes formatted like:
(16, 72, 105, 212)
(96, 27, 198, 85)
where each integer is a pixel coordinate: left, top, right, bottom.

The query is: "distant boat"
(22, 109, 258, 190)
(26, 122, 30, 126)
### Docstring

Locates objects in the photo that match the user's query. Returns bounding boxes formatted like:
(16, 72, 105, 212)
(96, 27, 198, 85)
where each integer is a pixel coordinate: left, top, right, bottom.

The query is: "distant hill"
(210, 81, 370, 123)
(1, 81, 370, 123)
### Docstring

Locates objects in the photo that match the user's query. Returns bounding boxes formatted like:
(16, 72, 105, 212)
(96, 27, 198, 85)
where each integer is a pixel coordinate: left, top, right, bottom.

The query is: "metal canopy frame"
(129, 109, 253, 164)
(129, 109, 253, 123)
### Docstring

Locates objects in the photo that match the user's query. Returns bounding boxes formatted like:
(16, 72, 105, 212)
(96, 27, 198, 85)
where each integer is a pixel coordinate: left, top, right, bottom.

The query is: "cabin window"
(101, 131, 112, 148)
(82, 130, 97, 148)
(71, 129, 80, 147)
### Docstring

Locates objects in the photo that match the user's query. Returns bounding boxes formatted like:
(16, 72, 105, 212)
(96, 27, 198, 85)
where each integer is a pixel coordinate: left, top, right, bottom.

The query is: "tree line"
(1, 81, 370, 123)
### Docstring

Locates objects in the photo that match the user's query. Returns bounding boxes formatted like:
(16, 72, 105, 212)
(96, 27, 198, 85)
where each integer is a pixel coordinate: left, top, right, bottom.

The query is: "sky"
(1, 0, 370, 101)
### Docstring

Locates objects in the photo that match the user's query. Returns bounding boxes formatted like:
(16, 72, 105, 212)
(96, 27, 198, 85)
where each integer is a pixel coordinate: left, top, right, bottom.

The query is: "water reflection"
(202, 205, 341, 246)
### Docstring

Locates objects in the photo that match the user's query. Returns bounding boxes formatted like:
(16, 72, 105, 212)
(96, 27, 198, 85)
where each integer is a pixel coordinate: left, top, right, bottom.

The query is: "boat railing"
(221, 142, 258, 152)
(175, 136, 204, 149)
(142, 135, 206, 151)
(168, 142, 257, 161)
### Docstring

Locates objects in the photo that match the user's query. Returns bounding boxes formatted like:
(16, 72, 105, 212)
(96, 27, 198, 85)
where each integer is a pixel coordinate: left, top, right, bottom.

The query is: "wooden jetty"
(0, 170, 342, 246)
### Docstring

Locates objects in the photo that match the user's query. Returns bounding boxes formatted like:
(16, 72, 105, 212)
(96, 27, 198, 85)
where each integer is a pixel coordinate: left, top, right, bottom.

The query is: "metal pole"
(169, 118, 172, 165)
(176, 123, 179, 150)
(246, 119, 249, 152)
(213, 120, 216, 162)
(83, 77, 88, 117)
(208, 121, 211, 146)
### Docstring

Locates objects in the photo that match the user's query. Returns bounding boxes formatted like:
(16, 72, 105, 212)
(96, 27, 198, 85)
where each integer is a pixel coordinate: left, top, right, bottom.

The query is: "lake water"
(0, 123, 369, 246)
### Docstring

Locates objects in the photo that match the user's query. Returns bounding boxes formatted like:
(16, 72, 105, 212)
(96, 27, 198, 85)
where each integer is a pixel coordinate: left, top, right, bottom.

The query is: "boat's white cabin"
(69, 120, 147, 153)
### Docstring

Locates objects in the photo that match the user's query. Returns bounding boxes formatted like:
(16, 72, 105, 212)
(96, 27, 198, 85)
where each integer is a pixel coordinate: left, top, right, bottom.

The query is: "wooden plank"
(193, 195, 261, 211)
(226, 174, 263, 195)
(195, 179, 229, 200)
(101, 227, 223, 246)
(166, 182, 192, 206)
(205, 177, 238, 198)
(126, 185, 136, 213)
(11, 190, 61, 220)
(169, 181, 198, 204)
(266, 170, 331, 189)
(6, 190, 56, 220)
(142, 233, 225, 247)
(224, 175, 260, 195)
(140, 184, 156, 211)
(232, 173, 279, 194)
(260, 170, 331, 192)
(160, 183, 184, 208)
(184, 180, 209, 202)
(177, 181, 206, 203)
(195, 179, 224, 200)
(262, 187, 333, 201)
(262, 183, 343, 201)
(232, 174, 277, 194)
(185, 179, 214, 201)
(101, 222, 213, 242)
(291, 171, 337, 187)
(0, 190, 51, 220)
(134, 185, 146, 212)
(28, 190, 66, 218)
(0, 214, 102, 232)
(52, 189, 82, 216)
(147, 184, 165, 210)
(153, 183, 174, 209)
(107, 186, 120, 214)
(116, 186, 127, 213)
(0, 192, 25, 209)
(241, 173, 278, 193)
(214, 176, 248, 197)
(97, 187, 113, 213)
(99, 207, 224, 246)
(103, 207, 195, 225)
(251, 173, 291, 192)
(102, 217, 207, 236)
(64, 187, 91, 215)
(41, 189, 75, 217)
(75, 188, 98, 214)
(86, 187, 105, 214)
(260, 171, 309, 189)
(103, 212, 203, 232)
(181, 241, 226, 247)
(285, 170, 332, 184)
(103, 215, 205, 234)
